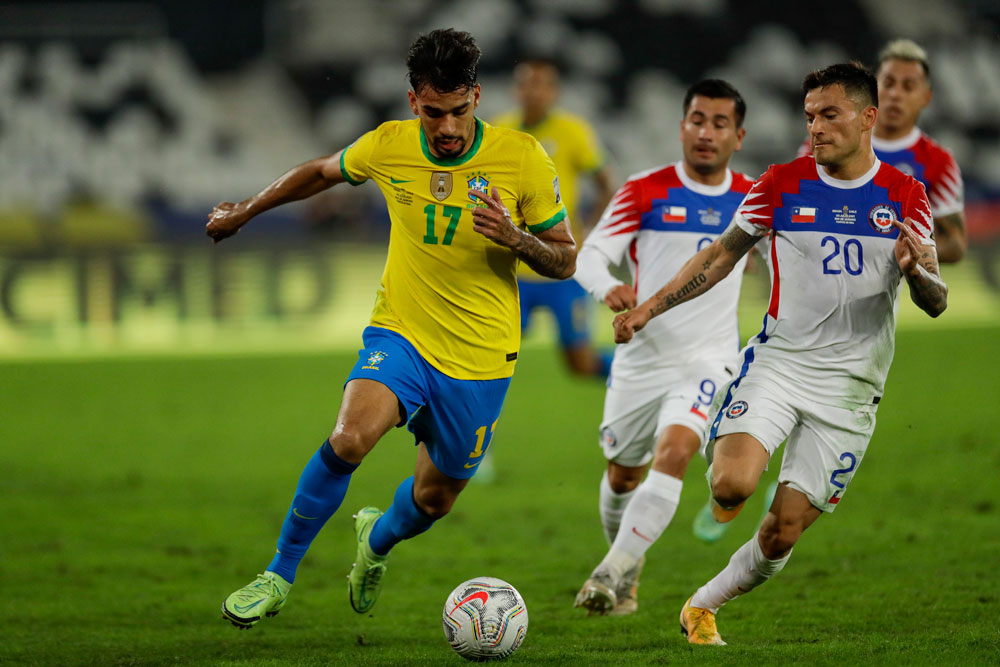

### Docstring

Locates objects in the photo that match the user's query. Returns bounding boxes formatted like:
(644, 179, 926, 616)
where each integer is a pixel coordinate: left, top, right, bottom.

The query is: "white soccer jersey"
(729, 156, 933, 406)
(575, 162, 754, 390)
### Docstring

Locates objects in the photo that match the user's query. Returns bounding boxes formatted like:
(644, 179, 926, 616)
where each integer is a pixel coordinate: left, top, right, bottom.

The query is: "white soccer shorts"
(713, 368, 878, 512)
(599, 363, 733, 468)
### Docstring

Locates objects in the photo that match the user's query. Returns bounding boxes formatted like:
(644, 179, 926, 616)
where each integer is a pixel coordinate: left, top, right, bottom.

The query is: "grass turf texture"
(2, 327, 998, 665)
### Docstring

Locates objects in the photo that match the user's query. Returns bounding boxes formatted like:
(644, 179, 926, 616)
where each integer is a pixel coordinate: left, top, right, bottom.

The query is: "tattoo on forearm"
(514, 232, 574, 278)
(905, 254, 948, 316)
(653, 272, 708, 316)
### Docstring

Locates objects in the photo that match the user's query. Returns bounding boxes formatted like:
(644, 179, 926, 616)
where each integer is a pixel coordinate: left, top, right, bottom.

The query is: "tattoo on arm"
(719, 224, 760, 256)
(905, 247, 948, 317)
(514, 231, 575, 279)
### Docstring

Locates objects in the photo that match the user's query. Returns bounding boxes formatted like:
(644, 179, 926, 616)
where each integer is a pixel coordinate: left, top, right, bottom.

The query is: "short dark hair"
(683, 79, 746, 128)
(802, 62, 878, 110)
(516, 55, 562, 74)
(406, 28, 481, 94)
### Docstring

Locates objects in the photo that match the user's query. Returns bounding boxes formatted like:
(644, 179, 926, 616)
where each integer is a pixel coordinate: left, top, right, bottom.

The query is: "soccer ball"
(442, 577, 529, 662)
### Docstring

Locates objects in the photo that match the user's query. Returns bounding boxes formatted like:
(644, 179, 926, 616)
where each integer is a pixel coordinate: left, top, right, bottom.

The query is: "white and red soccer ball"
(442, 577, 528, 661)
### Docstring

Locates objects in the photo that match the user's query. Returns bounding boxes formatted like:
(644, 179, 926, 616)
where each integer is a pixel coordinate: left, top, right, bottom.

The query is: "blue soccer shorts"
(345, 326, 512, 479)
(518, 277, 592, 347)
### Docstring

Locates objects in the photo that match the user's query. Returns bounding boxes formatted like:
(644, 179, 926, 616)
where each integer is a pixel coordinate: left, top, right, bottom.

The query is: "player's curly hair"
(683, 79, 747, 128)
(802, 61, 878, 110)
(406, 28, 481, 94)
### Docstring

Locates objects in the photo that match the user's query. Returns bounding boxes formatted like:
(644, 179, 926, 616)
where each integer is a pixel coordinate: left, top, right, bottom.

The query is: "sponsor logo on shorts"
(725, 400, 749, 419)
(868, 204, 897, 233)
(600, 427, 617, 449)
(362, 350, 387, 371)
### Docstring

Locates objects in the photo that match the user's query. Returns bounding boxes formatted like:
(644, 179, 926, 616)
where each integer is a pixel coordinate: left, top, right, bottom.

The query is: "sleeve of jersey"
(519, 139, 568, 234)
(731, 169, 775, 237)
(574, 180, 640, 300)
(338, 129, 377, 186)
(902, 181, 936, 245)
(927, 154, 964, 218)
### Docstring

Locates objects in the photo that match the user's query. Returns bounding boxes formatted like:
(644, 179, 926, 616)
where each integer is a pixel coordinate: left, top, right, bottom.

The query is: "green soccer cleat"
(348, 506, 389, 614)
(221, 571, 292, 629)
(692, 499, 730, 543)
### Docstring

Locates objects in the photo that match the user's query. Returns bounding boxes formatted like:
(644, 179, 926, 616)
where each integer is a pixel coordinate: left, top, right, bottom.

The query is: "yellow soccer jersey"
(491, 109, 603, 279)
(340, 118, 567, 380)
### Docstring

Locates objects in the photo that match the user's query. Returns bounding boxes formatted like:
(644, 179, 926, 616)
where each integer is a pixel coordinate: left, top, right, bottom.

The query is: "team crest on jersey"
(431, 172, 453, 201)
(699, 207, 722, 225)
(725, 400, 749, 419)
(600, 426, 617, 449)
(895, 162, 915, 177)
(868, 204, 898, 234)
(362, 351, 388, 370)
(553, 176, 561, 204)
(467, 172, 490, 202)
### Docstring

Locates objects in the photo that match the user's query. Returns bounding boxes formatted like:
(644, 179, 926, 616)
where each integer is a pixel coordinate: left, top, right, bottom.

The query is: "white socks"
(598, 470, 636, 545)
(690, 532, 791, 613)
(600, 470, 683, 580)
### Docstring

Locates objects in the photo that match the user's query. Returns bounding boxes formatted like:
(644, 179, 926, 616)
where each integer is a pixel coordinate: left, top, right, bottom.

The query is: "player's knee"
(412, 486, 455, 519)
(711, 473, 753, 509)
(328, 425, 375, 463)
(607, 465, 643, 493)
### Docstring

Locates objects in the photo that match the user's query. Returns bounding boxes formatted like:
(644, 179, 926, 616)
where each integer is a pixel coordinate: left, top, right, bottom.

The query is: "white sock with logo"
(600, 470, 683, 581)
(599, 469, 636, 545)
(690, 532, 791, 613)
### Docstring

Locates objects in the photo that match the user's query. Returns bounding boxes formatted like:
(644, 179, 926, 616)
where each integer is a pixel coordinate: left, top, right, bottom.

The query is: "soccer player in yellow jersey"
(493, 58, 616, 378)
(210, 29, 576, 628)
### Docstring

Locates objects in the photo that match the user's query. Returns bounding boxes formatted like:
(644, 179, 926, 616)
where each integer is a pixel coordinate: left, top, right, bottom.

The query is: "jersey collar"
(419, 117, 484, 167)
(871, 127, 921, 153)
(674, 161, 733, 196)
(815, 157, 882, 189)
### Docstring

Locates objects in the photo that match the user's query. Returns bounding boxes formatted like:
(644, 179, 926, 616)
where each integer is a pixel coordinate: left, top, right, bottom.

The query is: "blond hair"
(878, 39, 930, 78)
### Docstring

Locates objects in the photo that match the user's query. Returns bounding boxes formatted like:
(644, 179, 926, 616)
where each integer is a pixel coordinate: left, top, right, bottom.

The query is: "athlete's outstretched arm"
(933, 212, 966, 263)
(469, 187, 577, 279)
(613, 223, 757, 343)
(206, 151, 346, 243)
(894, 218, 948, 317)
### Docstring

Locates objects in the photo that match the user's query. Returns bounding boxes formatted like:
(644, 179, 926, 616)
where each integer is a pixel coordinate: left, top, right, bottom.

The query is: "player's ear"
(472, 84, 481, 110)
(734, 126, 746, 151)
(408, 89, 419, 116)
(862, 105, 877, 131)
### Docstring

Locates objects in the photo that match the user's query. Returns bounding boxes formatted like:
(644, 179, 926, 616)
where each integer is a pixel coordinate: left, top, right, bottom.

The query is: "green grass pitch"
(2, 327, 998, 665)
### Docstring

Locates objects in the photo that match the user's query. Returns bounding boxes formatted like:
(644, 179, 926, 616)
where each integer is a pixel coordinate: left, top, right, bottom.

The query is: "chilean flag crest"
(662, 206, 686, 222)
(791, 206, 816, 223)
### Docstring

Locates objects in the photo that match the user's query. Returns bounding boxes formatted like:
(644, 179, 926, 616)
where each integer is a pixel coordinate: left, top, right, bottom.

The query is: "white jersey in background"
(576, 162, 755, 391)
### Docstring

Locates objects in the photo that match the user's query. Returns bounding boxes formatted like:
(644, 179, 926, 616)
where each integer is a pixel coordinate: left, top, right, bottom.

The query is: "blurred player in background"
(615, 62, 946, 644)
(493, 57, 617, 379)
(572, 80, 753, 616)
(208, 28, 576, 629)
(797, 39, 965, 261)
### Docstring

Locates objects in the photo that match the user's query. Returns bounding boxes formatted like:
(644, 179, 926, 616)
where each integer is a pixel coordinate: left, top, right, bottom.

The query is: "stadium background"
(2, 2, 999, 665)
(0, 0, 998, 356)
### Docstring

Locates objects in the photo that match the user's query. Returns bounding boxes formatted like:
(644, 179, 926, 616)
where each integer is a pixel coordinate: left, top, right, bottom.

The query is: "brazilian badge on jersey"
(868, 204, 897, 234)
(467, 172, 489, 202)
